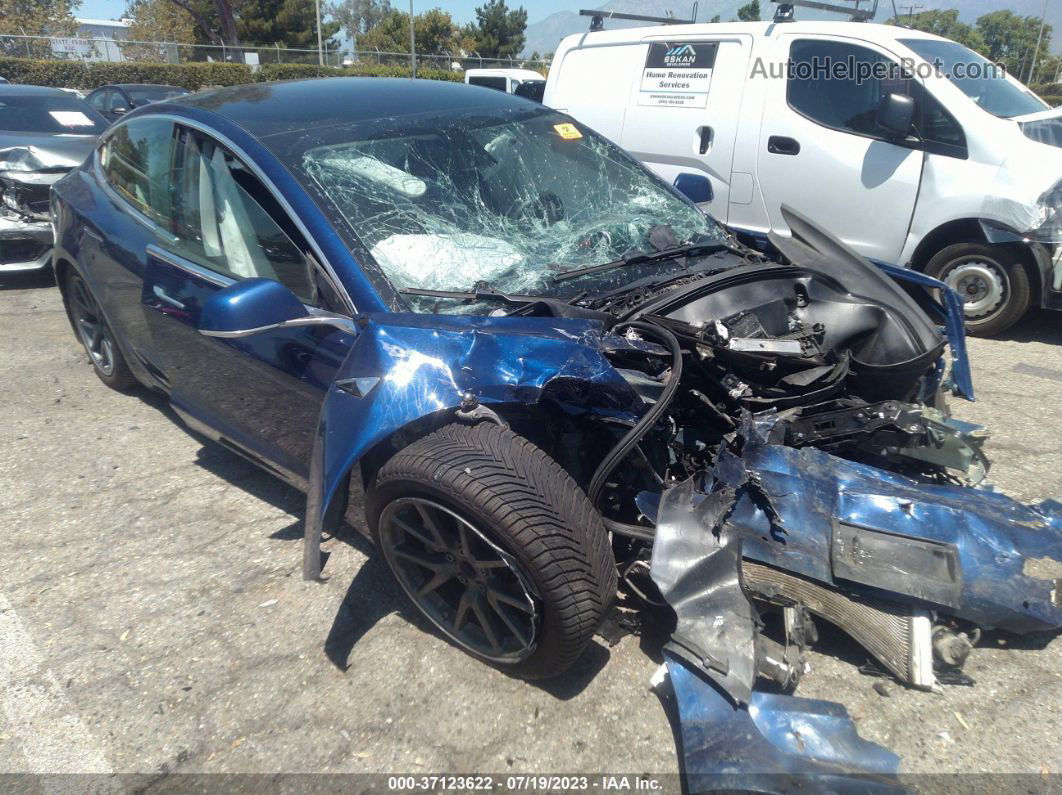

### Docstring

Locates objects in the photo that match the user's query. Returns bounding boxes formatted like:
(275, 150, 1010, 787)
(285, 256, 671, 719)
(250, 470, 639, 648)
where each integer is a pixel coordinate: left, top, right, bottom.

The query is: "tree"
(736, 1, 760, 22)
(886, 9, 984, 52)
(977, 11, 1050, 80)
(329, 0, 390, 43)
(0, 0, 79, 37)
(239, 0, 340, 48)
(709, 14, 721, 23)
(469, 0, 526, 59)
(166, 0, 239, 47)
(127, 0, 197, 43)
(357, 8, 469, 55)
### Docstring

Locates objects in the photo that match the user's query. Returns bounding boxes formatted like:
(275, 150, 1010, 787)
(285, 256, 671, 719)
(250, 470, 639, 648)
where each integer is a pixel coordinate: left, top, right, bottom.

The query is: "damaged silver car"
(1, 84, 105, 272)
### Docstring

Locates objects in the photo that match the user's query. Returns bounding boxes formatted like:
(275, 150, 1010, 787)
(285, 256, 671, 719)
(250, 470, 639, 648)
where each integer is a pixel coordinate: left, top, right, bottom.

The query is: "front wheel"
(366, 422, 616, 679)
(924, 243, 1032, 337)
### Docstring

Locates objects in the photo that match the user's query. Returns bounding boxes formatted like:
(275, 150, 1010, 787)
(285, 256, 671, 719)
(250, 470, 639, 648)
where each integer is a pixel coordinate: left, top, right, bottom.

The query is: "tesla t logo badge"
(553, 123, 583, 140)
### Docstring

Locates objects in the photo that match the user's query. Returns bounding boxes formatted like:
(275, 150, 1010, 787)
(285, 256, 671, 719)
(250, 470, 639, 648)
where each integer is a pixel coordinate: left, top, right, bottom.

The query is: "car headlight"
(1029, 179, 1062, 243)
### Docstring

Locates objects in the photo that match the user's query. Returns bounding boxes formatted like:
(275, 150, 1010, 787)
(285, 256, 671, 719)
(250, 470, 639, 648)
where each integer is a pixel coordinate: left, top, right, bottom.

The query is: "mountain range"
(522, 0, 1062, 58)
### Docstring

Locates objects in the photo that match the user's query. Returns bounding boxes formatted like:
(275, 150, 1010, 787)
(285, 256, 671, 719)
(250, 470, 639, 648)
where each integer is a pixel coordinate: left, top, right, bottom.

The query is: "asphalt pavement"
(0, 269, 1059, 786)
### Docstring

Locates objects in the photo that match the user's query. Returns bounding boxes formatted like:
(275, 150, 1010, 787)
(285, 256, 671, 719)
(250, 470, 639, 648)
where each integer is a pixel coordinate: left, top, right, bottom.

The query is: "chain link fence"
(0, 34, 549, 73)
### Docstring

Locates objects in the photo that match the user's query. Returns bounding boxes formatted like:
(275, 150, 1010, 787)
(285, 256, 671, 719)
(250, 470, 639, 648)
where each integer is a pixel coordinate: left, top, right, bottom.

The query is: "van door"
(755, 36, 923, 263)
(619, 35, 752, 220)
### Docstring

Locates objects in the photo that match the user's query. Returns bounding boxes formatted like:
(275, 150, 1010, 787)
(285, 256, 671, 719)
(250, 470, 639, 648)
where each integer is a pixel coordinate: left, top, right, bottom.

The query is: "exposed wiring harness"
(587, 319, 684, 507)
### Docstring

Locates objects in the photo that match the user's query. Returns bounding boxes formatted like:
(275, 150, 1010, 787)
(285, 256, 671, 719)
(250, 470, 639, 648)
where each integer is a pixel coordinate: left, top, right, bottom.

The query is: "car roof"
(0, 84, 75, 97)
(168, 77, 536, 138)
(466, 68, 545, 80)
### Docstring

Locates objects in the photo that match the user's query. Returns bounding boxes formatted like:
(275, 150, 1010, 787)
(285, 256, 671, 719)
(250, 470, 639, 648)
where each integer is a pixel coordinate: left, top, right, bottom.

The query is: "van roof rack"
(771, 0, 878, 23)
(580, 4, 698, 32)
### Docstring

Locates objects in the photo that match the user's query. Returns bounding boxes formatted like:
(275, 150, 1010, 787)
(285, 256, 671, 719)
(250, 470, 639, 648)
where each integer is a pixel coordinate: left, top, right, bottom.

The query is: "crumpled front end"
(647, 409, 1061, 787)
(1, 145, 84, 271)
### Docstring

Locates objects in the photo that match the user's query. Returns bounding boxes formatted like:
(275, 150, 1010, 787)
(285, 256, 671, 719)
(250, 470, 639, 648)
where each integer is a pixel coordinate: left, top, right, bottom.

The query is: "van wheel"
(366, 422, 616, 680)
(924, 243, 1031, 337)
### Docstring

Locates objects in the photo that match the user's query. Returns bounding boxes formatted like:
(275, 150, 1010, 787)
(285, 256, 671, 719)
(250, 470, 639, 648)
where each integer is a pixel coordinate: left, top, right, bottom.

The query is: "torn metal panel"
(730, 412, 1062, 634)
(303, 313, 646, 578)
(664, 654, 901, 792)
(650, 477, 758, 705)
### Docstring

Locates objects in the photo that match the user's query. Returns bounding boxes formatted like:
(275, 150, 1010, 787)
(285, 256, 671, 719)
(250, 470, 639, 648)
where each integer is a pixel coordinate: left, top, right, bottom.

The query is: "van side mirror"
(673, 173, 714, 204)
(876, 93, 915, 138)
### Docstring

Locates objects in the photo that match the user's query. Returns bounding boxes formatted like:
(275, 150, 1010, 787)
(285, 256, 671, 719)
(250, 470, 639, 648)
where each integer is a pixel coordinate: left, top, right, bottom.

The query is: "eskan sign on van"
(639, 41, 718, 108)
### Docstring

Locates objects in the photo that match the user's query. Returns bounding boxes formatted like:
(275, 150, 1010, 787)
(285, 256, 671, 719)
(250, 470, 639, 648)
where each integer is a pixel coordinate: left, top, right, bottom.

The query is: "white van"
(465, 68, 546, 95)
(544, 20, 1062, 335)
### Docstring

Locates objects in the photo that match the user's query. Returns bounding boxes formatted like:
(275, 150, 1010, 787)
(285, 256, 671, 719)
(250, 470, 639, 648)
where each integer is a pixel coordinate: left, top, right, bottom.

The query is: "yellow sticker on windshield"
(553, 122, 583, 140)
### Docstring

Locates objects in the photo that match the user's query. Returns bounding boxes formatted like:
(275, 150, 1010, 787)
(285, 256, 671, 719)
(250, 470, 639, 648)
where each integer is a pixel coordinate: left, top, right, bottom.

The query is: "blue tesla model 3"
(51, 78, 1061, 707)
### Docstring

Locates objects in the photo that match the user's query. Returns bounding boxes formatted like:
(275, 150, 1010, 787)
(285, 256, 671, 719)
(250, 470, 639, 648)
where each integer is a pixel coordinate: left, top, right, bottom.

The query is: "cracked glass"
(298, 109, 724, 311)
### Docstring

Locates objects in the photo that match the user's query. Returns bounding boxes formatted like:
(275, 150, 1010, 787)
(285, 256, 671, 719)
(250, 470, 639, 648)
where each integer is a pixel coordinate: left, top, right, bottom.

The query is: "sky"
(77, 0, 575, 25)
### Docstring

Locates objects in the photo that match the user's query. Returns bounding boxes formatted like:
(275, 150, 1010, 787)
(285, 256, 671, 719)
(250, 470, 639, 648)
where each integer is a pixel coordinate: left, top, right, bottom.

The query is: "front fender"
(302, 313, 640, 578)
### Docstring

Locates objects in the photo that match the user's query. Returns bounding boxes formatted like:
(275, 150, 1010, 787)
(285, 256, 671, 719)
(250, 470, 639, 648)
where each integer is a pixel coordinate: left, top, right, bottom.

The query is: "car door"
(619, 35, 752, 218)
(754, 36, 924, 263)
(140, 125, 356, 483)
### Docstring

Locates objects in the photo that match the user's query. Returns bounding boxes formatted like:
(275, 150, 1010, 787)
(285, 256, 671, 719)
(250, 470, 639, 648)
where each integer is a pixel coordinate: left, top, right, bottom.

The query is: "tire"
(65, 271, 139, 391)
(924, 243, 1031, 337)
(366, 422, 616, 679)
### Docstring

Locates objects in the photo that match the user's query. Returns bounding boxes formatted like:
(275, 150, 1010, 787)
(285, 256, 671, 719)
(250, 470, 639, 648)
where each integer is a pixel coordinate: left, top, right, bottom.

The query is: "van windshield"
(299, 108, 724, 310)
(900, 38, 1048, 119)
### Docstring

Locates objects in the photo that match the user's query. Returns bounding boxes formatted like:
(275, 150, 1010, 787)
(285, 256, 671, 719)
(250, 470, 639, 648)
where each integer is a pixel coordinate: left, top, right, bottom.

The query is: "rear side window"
(786, 39, 966, 156)
(468, 76, 508, 91)
(99, 117, 176, 225)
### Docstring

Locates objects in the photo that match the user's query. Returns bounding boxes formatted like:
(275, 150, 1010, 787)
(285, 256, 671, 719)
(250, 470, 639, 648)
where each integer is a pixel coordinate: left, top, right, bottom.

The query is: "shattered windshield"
(298, 108, 724, 311)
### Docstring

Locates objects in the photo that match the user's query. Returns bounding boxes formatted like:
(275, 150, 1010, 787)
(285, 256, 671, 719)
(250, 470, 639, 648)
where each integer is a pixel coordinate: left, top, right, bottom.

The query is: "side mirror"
(876, 93, 915, 138)
(673, 172, 714, 204)
(197, 277, 358, 338)
(198, 278, 308, 337)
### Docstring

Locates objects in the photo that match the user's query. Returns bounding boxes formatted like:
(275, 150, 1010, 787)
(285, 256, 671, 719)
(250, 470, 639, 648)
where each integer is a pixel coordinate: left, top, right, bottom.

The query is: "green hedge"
(0, 56, 462, 92)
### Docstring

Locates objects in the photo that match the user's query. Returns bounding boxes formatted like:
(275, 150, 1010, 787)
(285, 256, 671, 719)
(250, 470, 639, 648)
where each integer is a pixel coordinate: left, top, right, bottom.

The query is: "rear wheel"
(65, 271, 138, 390)
(924, 243, 1031, 337)
(366, 422, 616, 679)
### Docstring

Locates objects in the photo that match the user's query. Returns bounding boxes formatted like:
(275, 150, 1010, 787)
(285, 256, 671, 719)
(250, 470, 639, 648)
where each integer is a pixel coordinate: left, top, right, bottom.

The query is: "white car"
(465, 68, 546, 95)
(544, 19, 1062, 335)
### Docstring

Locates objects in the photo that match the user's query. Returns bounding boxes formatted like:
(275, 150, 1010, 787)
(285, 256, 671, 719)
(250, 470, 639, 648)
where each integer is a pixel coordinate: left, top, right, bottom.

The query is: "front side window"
(169, 129, 315, 302)
(296, 108, 722, 311)
(99, 117, 176, 226)
(787, 39, 966, 155)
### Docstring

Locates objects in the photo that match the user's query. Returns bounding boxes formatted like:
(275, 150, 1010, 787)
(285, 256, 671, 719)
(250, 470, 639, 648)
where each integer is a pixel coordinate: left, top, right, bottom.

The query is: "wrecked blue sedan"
(52, 79, 1060, 782)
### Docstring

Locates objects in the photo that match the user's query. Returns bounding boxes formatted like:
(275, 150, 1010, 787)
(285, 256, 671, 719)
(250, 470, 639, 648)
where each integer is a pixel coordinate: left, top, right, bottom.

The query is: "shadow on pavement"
(991, 309, 1062, 345)
(0, 268, 56, 291)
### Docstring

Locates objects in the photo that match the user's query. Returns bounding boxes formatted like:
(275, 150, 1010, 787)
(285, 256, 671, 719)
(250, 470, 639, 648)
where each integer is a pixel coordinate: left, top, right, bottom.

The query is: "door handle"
(767, 136, 801, 155)
(152, 284, 186, 310)
(698, 126, 713, 155)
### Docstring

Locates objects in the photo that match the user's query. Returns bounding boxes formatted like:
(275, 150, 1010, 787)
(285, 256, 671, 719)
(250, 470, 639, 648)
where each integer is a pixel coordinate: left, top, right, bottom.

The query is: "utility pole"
(899, 4, 923, 24)
(1027, 0, 1049, 85)
(409, 0, 417, 78)
(315, 0, 324, 65)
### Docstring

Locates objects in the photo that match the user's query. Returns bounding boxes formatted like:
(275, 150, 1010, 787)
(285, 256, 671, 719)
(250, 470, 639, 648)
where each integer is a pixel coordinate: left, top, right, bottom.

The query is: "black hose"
(587, 320, 684, 508)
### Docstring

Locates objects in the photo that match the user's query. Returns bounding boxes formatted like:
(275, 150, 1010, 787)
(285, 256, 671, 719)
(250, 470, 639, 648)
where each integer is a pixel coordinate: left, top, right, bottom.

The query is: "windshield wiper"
(400, 281, 542, 305)
(551, 241, 732, 284)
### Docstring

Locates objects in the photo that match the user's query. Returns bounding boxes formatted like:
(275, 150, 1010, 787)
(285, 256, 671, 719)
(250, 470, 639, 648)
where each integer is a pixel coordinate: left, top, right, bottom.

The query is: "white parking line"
(0, 594, 113, 774)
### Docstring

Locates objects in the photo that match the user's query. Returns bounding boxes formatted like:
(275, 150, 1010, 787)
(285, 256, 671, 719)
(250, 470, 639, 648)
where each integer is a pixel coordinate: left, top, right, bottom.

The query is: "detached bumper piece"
(650, 412, 1062, 789)
(665, 654, 901, 793)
